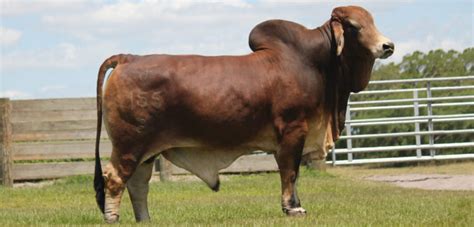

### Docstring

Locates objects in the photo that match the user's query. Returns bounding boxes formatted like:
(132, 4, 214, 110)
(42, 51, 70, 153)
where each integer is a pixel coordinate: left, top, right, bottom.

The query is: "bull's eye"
(346, 24, 360, 34)
(346, 20, 361, 32)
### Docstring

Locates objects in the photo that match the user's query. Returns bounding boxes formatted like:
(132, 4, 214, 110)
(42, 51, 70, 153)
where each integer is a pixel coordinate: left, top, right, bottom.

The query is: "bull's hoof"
(135, 216, 151, 223)
(284, 207, 307, 216)
(104, 214, 120, 224)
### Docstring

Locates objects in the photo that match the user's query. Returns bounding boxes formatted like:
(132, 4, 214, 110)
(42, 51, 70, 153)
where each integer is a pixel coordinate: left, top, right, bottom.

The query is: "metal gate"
(330, 76, 474, 165)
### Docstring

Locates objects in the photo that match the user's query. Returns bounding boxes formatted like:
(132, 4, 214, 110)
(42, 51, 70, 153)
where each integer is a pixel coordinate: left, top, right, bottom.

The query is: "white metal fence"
(329, 75, 474, 165)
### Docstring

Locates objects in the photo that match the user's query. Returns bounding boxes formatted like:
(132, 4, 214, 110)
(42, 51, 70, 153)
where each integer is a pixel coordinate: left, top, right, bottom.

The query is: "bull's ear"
(331, 19, 344, 56)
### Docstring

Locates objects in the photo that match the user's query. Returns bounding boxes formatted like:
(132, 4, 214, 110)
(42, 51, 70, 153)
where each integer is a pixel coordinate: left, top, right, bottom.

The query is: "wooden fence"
(0, 97, 279, 186)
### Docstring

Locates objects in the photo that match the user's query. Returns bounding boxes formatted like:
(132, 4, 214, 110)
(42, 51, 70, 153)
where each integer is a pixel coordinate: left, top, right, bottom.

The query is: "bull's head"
(330, 6, 394, 92)
(327, 6, 394, 141)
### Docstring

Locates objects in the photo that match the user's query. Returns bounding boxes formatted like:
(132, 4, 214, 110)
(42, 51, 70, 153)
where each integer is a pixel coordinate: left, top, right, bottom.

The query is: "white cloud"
(389, 35, 470, 63)
(0, 27, 22, 46)
(0, 90, 30, 99)
(38, 0, 268, 56)
(39, 0, 251, 23)
(256, 0, 414, 4)
(1, 0, 472, 100)
(42, 0, 254, 30)
(35, 0, 442, 62)
(2, 42, 79, 70)
(36, 0, 414, 48)
(1, 42, 120, 72)
(40, 85, 67, 93)
(0, 0, 90, 16)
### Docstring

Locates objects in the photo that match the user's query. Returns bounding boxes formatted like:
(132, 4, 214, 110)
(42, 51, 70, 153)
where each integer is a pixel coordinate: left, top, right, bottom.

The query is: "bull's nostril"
(383, 42, 395, 51)
(379, 41, 394, 59)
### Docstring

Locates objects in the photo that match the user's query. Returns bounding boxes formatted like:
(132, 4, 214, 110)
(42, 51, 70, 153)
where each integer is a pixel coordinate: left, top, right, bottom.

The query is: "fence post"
(345, 105, 353, 162)
(426, 81, 436, 157)
(331, 147, 336, 166)
(413, 88, 422, 158)
(0, 98, 13, 187)
(159, 154, 172, 182)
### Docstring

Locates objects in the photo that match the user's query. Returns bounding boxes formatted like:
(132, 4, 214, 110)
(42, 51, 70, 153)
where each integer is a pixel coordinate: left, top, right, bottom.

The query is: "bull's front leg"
(274, 116, 308, 216)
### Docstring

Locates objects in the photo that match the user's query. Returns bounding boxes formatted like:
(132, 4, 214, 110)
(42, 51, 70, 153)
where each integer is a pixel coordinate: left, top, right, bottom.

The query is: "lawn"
(0, 162, 472, 226)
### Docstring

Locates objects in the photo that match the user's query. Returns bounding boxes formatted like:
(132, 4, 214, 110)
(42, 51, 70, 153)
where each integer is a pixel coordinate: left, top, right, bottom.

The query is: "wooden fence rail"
(0, 97, 280, 186)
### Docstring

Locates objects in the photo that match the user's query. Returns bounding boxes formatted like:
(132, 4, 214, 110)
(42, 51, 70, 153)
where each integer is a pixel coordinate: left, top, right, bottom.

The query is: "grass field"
(0, 162, 473, 226)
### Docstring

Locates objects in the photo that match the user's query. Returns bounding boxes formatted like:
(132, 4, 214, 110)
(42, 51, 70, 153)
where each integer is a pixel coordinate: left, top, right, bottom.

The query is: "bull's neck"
(307, 22, 334, 68)
(248, 20, 334, 71)
(341, 51, 375, 93)
(281, 22, 334, 70)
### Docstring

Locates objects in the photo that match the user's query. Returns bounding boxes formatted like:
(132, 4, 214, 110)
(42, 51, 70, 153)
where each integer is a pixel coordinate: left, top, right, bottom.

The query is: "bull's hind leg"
(127, 156, 156, 222)
(103, 148, 140, 223)
(274, 118, 308, 216)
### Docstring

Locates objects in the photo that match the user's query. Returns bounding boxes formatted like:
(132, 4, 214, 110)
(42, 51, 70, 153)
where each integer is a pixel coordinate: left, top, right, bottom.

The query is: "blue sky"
(1, 0, 472, 99)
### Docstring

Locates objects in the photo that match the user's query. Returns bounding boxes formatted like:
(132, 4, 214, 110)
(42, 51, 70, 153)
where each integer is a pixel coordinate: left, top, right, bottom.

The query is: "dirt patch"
(366, 174, 474, 191)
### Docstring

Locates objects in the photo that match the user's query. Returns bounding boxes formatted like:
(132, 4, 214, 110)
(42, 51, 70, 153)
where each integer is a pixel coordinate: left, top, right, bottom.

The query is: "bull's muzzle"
(380, 41, 395, 59)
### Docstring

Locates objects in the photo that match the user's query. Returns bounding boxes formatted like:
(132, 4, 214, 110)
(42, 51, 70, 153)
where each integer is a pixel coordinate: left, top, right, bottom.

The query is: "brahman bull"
(94, 5, 394, 223)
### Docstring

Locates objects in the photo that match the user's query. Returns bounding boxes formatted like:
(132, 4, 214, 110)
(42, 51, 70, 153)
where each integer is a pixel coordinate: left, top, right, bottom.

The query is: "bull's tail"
(94, 54, 134, 213)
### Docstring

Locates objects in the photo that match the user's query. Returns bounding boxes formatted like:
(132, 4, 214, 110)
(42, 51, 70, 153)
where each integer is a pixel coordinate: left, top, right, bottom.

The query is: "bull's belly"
(141, 118, 328, 190)
(142, 116, 329, 167)
(141, 124, 278, 189)
(145, 123, 279, 160)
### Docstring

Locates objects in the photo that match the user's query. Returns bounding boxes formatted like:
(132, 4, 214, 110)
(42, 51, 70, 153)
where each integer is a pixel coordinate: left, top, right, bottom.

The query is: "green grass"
(0, 163, 473, 226)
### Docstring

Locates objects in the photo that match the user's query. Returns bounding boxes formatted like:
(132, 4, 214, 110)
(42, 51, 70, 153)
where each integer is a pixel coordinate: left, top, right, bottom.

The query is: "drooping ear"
(330, 18, 344, 56)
